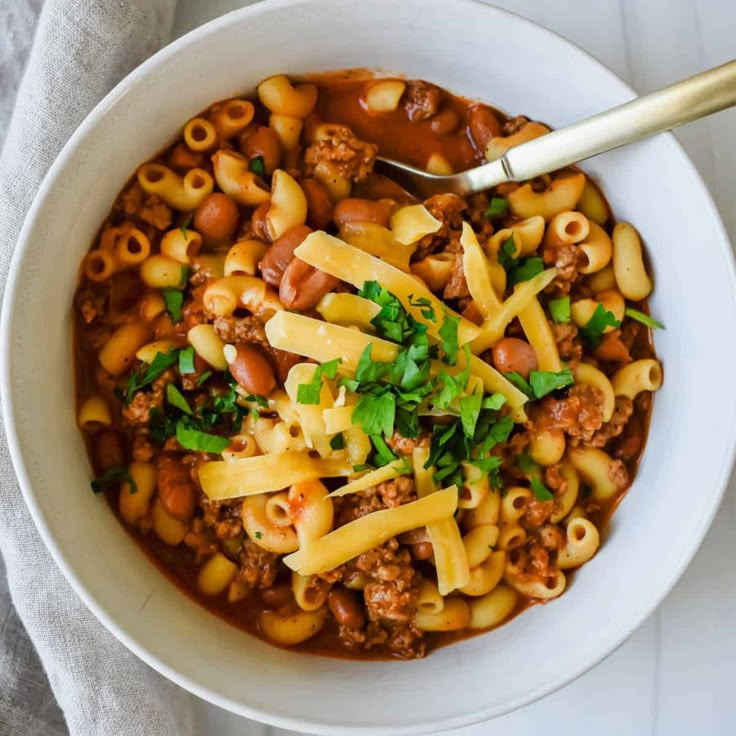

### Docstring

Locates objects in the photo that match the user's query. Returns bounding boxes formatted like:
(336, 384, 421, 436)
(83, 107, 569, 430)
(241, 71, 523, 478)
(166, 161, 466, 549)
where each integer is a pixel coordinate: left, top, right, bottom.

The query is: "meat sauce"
(73, 72, 659, 660)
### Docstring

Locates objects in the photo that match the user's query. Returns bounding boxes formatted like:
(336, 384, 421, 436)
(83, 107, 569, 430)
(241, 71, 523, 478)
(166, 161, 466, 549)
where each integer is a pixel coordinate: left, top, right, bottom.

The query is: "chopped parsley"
(296, 359, 342, 405)
(438, 312, 460, 365)
(580, 303, 621, 347)
(119, 349, 180, 405)
(180, 213, 193, 239)
(359, 281, 430, 344)
(505, 368, 575, 400)
(162, 287, 184, 323)
(484, 197, 508, 220)
(91, 465, 136, 495)
(516, 452, 539, 475)
(178, 346, 196, 374)
(175, 421, 231, 453)
(249, 155, 265, 178)
(254, 531, 263, 539)
(408, 294, 437, 322)
(496, 234, 544, 285)
(624, 307, 664, 330)
(196, 371, 213, 386)
(166, 383, 192, 415)
(530, 476, 554, 501)
(509, 257, 544, 285)
(548, 297, 571, 324)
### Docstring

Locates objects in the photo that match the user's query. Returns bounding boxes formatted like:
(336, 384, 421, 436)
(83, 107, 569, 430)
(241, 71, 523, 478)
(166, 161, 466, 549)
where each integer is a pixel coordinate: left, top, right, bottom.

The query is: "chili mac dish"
(73, 72, 663, 659)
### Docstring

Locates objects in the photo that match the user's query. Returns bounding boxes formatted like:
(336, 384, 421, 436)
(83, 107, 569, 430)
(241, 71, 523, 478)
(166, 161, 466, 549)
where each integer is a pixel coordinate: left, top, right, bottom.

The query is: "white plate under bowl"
(3, 0, 736, 733)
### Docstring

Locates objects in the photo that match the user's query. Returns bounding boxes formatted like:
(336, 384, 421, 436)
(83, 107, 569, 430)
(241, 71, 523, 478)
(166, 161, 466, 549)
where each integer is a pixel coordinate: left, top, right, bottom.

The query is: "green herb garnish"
(517, 452, 539, 475)
(175, 421, 230, 453)
(484, 197, 508, 220)
(121, 349, 180, 405)
(196, 371, 213, 387)
(438, 312, 460, 365)
(91, 465, 136, 495)
(178, 346, 196, 374)
(496, 234, 544, 285)
(162, 287, 184, 323)
(509, 257, 544, 285)
(408, 294, 437, 322)
(297, 359, 342, 405)
(624, 307, 664, 330)
(530, 476, 554, 501)
(549, 297, 571, 324)
(580, 303, 621, 347)
(166, 383, 192, 415)
(330, 433, 345, 451)
(505, 368, 575, 400)
(180, 213, 193, 239)
(249, 156, 265, 178)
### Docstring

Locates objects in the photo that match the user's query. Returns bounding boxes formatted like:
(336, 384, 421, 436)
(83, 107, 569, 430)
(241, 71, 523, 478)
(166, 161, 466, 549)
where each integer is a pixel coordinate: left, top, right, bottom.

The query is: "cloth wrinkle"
(0, 1, 197, 735)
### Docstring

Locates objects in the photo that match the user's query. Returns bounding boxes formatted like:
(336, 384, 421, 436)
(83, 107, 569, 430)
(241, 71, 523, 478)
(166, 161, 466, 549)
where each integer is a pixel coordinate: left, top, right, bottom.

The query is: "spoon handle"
(468, 59, 736, 190)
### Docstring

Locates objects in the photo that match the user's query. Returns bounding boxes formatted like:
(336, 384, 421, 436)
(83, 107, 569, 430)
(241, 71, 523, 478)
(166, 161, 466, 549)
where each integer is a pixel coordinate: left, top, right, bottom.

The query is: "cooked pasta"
(74, 72, 662, 661)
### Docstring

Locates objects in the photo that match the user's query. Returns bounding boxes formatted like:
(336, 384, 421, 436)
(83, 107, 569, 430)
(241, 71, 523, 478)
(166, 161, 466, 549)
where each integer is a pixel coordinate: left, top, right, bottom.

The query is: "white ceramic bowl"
(3, 0, 736, 733)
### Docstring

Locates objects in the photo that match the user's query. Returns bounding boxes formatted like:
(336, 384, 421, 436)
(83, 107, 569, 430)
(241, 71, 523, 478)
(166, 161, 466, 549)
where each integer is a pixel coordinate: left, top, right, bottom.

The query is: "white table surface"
(169, 2, 736, 734)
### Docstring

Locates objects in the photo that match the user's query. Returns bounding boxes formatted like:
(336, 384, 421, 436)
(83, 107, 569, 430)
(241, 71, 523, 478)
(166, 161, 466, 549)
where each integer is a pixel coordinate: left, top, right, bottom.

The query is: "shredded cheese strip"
(294, 231, 480, 343)
(283, 486, 458, 575)
(322, 405, 356, 434)
(199, 451, 353, 499)
(283, 363, 334, 457)
(517, 295, 562, 372)
(316, 292, 380, 331)
(267, 310, 528, 422)
(460, 223, 502, 319)
(329, 459, 410, 497)
(339, 222, 414, 271)
(470, 267, 558, 353)
(413, 448, 470, 595)
(265, 311, 399, 371)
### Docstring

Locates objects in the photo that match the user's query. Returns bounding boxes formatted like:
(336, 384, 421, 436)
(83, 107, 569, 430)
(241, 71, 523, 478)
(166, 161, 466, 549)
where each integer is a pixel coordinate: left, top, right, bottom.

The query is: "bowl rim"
(3, 0, 736, 733)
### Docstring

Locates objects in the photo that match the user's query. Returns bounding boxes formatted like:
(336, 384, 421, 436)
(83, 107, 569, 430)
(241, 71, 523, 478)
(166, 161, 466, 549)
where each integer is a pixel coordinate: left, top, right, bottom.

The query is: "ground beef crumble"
(590, 396, 634, 448)
(542, 242, 585, 296)
(403, 80, 443, 122)
(413, 193, 467, 260)
(527, 384, 605, 445)
(236, 539, 280, 589)
(552, 322, 583, 363)
(304, 124, 377, 182)
(386, 431, 430, 456)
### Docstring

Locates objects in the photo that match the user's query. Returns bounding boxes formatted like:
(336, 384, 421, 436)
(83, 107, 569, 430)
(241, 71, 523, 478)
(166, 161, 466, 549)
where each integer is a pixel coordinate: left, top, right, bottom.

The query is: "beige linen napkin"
(0, 2, 196, 734)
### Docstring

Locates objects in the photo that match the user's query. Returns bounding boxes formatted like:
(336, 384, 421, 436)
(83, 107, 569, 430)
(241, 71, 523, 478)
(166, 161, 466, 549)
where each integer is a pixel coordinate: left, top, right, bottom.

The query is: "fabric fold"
(0, 2, 196, 735)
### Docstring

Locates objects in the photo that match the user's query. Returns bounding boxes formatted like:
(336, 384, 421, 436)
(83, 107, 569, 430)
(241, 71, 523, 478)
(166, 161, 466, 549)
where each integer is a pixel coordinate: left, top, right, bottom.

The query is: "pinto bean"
(328, 588, 366, 628)
(260, 224, 312, 286)
(428, 107, 460, 135)
(156, 453, 196, 521)
(194, 193, 239, 244)
(491, 337, 538, 378)
(301, 178, 334, 229)
(333, 198, 395, 228)
(410, 542, 434, 561)
(239, 125, 283, 175)
(261, 584, 293, 608)
(468, 104, 502, 151)
(228, 343, 276, 396)
(279, 257, 339, 311)
(93, 430, 126, 473)
(167, 142, 205, 172)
